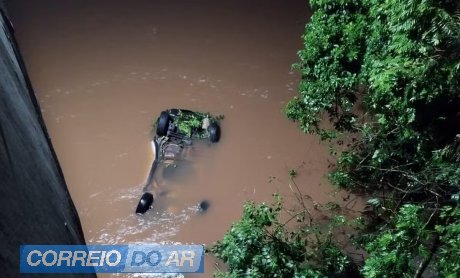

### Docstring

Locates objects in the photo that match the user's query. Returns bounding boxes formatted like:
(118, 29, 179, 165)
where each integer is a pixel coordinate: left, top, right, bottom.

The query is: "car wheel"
(209, 123, 220, 143)
(135, 192, 154, 214)
(156, 111, 170, 136)
(198, 200, 210, 213)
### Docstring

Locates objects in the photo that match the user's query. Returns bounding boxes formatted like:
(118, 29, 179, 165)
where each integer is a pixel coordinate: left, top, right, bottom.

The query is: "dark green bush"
(211, 197, 323, 277)
(211, 195, 353, 277)
(215, 0, 460, 277)
(285, 0, 460, 276)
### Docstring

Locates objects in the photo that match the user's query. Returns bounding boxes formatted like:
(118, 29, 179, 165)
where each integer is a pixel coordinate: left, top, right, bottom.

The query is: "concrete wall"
(0, 8, 94, 277)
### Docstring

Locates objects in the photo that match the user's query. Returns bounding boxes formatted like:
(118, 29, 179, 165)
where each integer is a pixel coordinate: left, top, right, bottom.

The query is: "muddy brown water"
(7, 1, 356, 276)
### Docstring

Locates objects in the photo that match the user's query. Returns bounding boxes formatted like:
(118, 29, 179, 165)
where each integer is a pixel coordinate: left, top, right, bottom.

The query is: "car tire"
(136, 192, 154, 214)
(198, 200, 210, 213)
(209, 123, 220, 143)
(156, 111, 170, 136)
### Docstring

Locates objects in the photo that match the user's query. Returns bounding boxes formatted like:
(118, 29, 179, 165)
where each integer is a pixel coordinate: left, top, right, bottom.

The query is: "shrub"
(285, 0, 460, 276)
(211, 194, 354, 277)
(215, 0, 460, 276)
(211, 196, 323, 277)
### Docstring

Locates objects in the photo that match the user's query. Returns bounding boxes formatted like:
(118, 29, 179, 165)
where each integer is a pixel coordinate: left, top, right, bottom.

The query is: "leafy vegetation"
(174, 111, 210, 137)
(212, 193, 354, 278)
(214, 0, 460, 277)
(153, 110, 223, 138)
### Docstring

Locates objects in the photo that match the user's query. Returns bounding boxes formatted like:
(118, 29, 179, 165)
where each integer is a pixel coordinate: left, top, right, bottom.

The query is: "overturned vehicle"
(135, 109, 222, 214)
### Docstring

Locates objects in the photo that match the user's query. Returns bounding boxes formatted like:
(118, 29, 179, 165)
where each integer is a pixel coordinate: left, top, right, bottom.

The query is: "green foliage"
(286, 0, 369, 134)
(361, 204, 460, 278)
(153, 110, 223, 138)
(211, 195, 353, 277)
(284, 0, 460, 277)
(287, 0, 460, 195)
(175, 112, 203, 137)
(211, 196, 321, 277)
(436, 205, 460, 277)
(215, 0, 460, 276)
(362, 205, 430, 277)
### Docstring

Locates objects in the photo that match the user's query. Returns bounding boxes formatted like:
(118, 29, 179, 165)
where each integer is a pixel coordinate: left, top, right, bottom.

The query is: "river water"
(7, 1, 353, 276)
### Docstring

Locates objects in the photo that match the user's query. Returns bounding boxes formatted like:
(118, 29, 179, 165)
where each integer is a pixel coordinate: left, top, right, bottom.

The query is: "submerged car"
(135, 109, 222, 214)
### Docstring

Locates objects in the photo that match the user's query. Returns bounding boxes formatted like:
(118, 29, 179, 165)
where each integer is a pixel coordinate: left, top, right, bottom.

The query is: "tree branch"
(413, 235, 440, 278)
